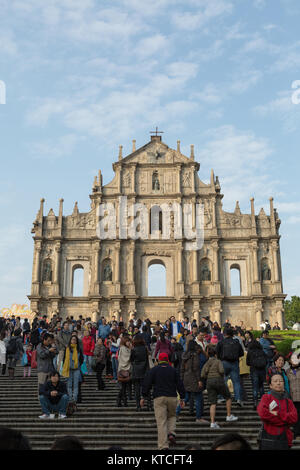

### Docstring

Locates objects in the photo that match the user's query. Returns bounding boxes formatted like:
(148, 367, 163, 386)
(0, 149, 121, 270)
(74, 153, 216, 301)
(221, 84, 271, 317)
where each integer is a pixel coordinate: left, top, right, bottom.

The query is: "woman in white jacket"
(117, 337, 132, 407)
(0, 329, 7, 375)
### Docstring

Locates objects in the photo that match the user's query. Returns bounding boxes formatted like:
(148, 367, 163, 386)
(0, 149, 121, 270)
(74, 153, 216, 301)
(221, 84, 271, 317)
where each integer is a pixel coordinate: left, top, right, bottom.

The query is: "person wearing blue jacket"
(170, 316, 182, 338)
(97, 319, 111, 340)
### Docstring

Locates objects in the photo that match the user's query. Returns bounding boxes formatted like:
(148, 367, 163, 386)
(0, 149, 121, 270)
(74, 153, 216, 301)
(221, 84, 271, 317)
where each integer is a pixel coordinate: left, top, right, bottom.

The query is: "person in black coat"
(130, 335, 150, 411)
(39, 371, 69, 418)
(246, 339, 268, 409)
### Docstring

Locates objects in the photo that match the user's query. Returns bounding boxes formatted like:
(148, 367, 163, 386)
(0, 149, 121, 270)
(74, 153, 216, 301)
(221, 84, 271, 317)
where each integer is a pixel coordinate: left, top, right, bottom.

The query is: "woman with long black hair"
(130, 335, 150, 411)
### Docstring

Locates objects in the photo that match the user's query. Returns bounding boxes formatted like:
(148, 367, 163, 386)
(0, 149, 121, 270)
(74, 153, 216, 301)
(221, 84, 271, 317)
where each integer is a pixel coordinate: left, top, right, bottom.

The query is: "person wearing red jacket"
(257, 374, 298, 449)
(82, 330, 95, 375)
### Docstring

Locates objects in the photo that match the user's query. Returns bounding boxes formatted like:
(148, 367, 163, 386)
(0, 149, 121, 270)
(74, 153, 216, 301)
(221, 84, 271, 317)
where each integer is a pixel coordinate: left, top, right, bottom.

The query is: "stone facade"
(28, 135, 286, 328)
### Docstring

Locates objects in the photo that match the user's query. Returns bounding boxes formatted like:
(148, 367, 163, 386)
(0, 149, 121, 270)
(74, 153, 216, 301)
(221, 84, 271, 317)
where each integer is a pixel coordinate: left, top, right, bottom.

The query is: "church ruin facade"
(28, 134, 286, 328)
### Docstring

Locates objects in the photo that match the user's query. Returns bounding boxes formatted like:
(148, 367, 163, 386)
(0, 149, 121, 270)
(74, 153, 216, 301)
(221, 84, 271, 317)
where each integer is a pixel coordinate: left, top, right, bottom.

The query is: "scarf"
(270, 389, 289, 401)
(62, 344, 78, 378)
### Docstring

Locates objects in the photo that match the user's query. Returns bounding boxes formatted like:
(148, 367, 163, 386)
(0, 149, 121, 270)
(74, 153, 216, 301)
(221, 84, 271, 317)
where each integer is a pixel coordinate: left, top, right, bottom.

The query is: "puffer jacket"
(94, 344, 107, 365)
(201, 356, 224, 380)
(180, 351, 201, 393)
(130, 344, 149, 380)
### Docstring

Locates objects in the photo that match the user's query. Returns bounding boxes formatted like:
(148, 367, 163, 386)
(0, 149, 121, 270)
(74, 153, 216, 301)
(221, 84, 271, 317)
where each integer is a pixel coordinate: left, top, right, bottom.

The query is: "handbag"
(117, 370, 131, 382)
(21, 352, 28, 366)
(81, 362, 88, 375)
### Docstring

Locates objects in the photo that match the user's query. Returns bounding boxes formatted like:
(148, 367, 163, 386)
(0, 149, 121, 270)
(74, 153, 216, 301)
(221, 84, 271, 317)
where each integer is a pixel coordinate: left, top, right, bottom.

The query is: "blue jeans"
(222, 360, 242, 402)
(67, 369, 81, 402)
(176, 391, 204, 419)
(250, 368, 265, 400)
(39, 394, 69, 415)
(84, 355, 93, 374)
(112, 357, 118, 381)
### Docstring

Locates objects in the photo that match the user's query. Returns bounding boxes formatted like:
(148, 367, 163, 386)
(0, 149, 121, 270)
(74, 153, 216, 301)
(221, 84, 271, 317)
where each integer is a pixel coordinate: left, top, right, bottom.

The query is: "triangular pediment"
(119, 139, 191, 166)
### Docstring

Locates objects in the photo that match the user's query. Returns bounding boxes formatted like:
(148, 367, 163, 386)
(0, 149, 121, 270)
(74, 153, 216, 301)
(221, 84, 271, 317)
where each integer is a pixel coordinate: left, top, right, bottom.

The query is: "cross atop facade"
(150, 127, 164, 136)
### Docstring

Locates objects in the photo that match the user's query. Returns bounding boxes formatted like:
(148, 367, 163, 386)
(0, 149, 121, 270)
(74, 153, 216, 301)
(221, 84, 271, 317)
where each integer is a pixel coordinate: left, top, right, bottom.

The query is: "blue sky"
(0, 0, 300, 307)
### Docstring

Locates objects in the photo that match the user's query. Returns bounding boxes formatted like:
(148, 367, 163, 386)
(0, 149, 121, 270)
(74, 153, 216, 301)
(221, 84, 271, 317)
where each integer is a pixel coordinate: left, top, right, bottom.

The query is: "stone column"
(271, 240, 279, 282)
(114, 242, 121, 283)
(251, 240, 259, 282)
(211, 240, 219, 282)
(177, 165, 182, 193)
(33, 240, 42, 283)
(53, 242, 61, 284)
(178, 244, 183, 282)
(93, 240, 101, 294)
(192, 249, 198, 282)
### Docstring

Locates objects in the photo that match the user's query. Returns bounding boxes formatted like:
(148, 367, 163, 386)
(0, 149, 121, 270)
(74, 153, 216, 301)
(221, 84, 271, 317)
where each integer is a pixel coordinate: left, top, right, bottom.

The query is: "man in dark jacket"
(141, 352, 185, 450)
(36, 333, 57, 392)
(216, 327, 244, 407)
(39, 371, 69, 419)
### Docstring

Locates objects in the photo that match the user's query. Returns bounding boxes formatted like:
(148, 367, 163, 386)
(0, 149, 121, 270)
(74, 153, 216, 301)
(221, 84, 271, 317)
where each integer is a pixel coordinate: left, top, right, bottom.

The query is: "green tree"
(284, 296, 300, 326)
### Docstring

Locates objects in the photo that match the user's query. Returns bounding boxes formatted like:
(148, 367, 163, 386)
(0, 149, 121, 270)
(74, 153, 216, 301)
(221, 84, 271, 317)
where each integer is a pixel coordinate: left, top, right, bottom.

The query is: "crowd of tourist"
(0, 312, 300, 450)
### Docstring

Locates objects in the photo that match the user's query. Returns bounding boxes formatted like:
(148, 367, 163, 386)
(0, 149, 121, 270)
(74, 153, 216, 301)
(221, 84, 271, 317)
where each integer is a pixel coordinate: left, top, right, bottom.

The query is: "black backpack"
(222, 338, 241, 362)
(7, 337, 18, 355)
(251, 349, 267, 369)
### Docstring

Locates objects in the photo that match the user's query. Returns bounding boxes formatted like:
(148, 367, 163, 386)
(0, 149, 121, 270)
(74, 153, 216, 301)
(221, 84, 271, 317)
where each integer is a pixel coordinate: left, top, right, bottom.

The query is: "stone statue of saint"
(152, 172, 160, 191)
(103, 264, 112, 281)
(43, 259, 52, 282)
(201, 264, 211, 281)
(261, 263, 271, 281)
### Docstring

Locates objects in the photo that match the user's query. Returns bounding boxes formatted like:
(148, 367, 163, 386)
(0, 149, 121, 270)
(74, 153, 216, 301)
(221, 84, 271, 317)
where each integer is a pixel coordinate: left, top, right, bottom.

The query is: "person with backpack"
(246, 339, 268, 409)
(6, 328, 24, 379)
(178, 340, 208, 424)
(216, 327, 244, 407)
(201, 345, 238, 429)
(29, 326, 40, 350)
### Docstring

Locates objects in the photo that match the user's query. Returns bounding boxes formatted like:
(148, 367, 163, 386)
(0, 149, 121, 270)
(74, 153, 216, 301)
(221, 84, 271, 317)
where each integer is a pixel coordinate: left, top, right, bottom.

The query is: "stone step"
(0, 366, 284, 451)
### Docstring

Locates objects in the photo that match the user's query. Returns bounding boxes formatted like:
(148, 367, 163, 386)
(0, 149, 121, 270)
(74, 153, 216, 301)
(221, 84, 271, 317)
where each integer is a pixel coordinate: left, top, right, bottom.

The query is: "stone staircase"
(0, 366, 299, 450)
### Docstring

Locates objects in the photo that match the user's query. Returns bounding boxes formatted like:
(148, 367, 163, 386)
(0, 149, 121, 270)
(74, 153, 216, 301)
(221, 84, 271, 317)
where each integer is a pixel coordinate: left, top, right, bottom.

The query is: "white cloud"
(198, 125, 276, 208)
(254, 90, 300, 133)
(171, 0, 233, 30)
(134, 34, 170, 59)
(31, 134, 83, 159)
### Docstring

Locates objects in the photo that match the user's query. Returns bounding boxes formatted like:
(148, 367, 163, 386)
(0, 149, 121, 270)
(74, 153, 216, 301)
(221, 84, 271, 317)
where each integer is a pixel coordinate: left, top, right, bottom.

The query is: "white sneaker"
(217, 398, 226, 404)
(49, 414, 55, 419)
(39, 414, 50, 419)
(210, 422, 220, 429)
(226, 414, 238, 422)
(58, 414, 67, 419)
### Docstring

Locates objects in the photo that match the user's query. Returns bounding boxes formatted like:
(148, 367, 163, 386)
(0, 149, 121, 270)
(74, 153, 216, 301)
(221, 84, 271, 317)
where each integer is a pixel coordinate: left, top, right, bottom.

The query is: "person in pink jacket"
(154, 332, 174, 361)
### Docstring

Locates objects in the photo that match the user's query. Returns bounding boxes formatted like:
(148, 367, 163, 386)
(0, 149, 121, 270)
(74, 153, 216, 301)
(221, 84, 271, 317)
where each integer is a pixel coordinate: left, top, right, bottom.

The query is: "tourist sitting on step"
(39, 371, 69, 419)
